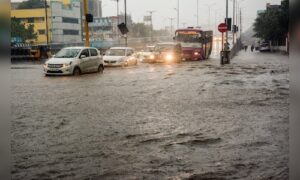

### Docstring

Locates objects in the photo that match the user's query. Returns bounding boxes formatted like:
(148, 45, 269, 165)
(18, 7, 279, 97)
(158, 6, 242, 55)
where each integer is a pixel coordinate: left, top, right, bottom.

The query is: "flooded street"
(11, 51, 289, 179)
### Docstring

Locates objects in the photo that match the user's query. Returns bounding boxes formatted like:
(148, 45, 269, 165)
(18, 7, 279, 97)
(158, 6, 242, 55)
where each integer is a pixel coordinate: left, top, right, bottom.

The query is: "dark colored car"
(152, 42, 182, 63)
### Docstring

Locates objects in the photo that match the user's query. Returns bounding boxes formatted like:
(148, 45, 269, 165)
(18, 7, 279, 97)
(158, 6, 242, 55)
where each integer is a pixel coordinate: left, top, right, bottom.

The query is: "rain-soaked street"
(11, 50, 289, 179)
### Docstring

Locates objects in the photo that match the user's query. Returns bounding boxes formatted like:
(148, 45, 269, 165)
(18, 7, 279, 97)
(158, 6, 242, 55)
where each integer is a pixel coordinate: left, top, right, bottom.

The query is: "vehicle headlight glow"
(194, 52, 200, 56)
(150, 55, 155, 59)
(166, 54, 173, 61)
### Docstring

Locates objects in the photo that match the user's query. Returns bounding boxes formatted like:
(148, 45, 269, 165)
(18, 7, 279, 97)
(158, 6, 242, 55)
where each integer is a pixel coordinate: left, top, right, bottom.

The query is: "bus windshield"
(175, 31, 202, 43)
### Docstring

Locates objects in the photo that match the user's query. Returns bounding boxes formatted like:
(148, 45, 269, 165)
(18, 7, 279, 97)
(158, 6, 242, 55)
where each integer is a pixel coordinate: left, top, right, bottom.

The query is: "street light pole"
(44, 0, 49, 45)
(232, 0, 236, 45)
(196, 0, 199, 27)
(169, 17, 175, 37)
(177, 0, 179, 29)
(124, 0, 127, 47)
(83, 0, 90, 47)
(147, 11, 155, 42)
(225, 0, 228, 48)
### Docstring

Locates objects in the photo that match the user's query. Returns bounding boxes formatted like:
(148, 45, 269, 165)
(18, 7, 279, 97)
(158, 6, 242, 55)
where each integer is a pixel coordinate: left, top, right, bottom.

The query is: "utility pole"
(225, 0, 228, 48)
(124, 0, 127, 47)
(196, 0, 199, 27)
(232, 0, 236, 45)
(117, 0, 120, 45)
(177, 0, 179, 29)
(44, 0, 49, 45)
(83, 0, 90, 46)
(169, 17, 175, 37)
(205, 3, 215, 30)
(147, 11, 155, 42)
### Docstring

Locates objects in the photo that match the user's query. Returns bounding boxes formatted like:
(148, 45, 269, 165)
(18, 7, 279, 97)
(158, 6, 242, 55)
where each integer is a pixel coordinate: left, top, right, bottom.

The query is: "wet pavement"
(11, 50, 289, 179)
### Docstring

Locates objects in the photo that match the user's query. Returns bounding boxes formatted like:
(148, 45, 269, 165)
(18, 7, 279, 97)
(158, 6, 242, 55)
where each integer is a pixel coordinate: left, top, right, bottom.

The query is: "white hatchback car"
(103, 47, 138, 67)
(44, 47, 104, 76)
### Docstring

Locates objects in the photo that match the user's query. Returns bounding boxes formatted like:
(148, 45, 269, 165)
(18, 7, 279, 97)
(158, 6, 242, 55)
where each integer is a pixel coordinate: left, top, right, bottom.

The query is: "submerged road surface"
(12, 51, 289, 179)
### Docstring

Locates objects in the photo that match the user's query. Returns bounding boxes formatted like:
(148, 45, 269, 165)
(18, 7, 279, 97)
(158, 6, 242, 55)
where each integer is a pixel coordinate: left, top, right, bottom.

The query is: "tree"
(17, 0, 46, 9)
(11, 17, 37, 42)
(253, 0, 288, 45)
(129, 23, 151, 37)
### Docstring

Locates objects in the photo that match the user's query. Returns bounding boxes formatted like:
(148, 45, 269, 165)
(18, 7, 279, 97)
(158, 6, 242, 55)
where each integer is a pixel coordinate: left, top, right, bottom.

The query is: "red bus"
(174, 27, 213, 60)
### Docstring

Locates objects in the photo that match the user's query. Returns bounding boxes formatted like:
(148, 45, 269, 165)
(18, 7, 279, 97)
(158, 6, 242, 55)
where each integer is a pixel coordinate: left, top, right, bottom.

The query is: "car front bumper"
(104, 61, 124, 66)
(43, 65, 73, 75)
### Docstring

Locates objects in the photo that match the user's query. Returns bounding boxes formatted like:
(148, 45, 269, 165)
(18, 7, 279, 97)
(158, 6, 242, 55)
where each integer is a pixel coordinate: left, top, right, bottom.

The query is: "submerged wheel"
(98, 65, 104, 73)
(73, 67, 81, 76)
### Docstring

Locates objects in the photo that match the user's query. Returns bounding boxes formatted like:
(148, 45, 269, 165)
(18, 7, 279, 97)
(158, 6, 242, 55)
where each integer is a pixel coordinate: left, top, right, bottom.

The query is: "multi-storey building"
(11, 0, 82, 45)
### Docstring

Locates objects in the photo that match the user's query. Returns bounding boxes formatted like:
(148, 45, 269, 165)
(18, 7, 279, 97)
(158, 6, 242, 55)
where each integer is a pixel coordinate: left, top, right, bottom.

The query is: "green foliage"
(17, 0, 46, 9)
(11, 17, 37, 42)
(253, 0, 288, 43)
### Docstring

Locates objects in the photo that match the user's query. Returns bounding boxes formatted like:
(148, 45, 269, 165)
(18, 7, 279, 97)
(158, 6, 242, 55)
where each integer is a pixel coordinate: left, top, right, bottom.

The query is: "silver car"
(103, 47, 138, 67)
(43, 47, 104, 76)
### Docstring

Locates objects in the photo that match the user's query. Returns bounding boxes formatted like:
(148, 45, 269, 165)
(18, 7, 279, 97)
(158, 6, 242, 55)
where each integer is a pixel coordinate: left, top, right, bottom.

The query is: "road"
(11, 50, 289, 179)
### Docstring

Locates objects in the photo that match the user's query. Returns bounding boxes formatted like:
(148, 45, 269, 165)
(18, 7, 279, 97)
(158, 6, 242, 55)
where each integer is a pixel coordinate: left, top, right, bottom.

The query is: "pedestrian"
(244, 45, 248, 52)
(251, 44, 254, 52)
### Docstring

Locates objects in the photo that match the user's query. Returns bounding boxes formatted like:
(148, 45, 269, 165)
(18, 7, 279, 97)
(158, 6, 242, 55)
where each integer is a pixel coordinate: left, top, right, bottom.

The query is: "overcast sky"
(12, 0, 282, 32)
(102, 0, 282, 31)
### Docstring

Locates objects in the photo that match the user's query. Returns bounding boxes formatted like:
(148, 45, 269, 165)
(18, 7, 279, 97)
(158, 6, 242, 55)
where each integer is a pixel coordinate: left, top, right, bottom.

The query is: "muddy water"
(11, 51, 288, 179)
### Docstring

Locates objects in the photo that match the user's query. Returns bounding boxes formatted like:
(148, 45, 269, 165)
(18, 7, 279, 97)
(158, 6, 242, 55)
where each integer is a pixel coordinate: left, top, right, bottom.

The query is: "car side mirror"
(80, 54, 86, 59)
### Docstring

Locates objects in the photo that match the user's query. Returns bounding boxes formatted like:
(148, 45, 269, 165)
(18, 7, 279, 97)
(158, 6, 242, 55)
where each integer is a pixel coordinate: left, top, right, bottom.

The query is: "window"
(38, 29, 45, 35)
(28, 18, 34, 23)
(127, 50, 134, 56)
(90, 49, 98, 56)
(62, 17, 79, 24)
(63, 29, 79, 35)
(80, 49, 90, 57)
(34, 17, 44, 23)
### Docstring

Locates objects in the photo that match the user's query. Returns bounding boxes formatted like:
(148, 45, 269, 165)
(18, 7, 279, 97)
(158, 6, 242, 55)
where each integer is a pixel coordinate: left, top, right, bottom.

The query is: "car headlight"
(63, 62, 72, 67)
(166, 54, 173, 61)
(150, 55, 155, 59)
(194, 52, 200, 56)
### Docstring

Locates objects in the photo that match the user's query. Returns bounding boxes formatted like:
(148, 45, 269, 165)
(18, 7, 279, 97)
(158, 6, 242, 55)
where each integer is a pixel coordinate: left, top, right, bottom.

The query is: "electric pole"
(225, 0, 228, 48)
(44, 0, 49, 45)
(124, 0, 127, 47)
(196, 0, 199, 27)
(233, 0, 236, 45)
(147, 11, 155, 43)
(169, 17, 175, 37)
(177, 0, 179, 29)
(83, 0, 90, 46)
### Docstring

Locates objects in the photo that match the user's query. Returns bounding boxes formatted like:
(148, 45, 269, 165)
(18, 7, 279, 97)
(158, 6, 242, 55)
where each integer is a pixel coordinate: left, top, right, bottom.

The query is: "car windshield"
(154, 44, 174, 52)
(55, 49, 81, 58)
(181, 43, 202, 48)
(106, 49, 126, 56)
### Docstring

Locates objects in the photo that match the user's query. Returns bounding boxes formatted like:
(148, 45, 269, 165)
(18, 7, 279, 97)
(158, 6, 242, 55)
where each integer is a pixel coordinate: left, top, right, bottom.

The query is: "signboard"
(218, 23, 228, 33)
(143, 16, 151, 22)
(177, 31, 199, 35)
(11, 37, 23, 43)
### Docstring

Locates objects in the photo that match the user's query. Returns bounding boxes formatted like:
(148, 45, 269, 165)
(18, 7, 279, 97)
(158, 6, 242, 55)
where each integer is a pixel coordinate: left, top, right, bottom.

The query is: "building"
(11, 0, 82, 45)
(79, 0, 102, 18)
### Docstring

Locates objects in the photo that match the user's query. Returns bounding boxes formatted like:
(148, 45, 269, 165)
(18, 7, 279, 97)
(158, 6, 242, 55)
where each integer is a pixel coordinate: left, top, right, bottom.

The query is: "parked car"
(259, 43, 271, 52)
(103, 47, 138, 67)
(43, 47, 104, 76)
(151, 42, 182, 63)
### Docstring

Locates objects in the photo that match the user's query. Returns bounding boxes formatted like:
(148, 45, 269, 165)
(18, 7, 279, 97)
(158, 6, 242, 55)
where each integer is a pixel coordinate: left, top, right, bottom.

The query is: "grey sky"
(102, 0, 282, 31)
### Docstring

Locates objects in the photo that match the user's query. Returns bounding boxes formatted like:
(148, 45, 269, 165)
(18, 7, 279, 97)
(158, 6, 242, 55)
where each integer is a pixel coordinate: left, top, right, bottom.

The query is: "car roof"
(110, 47, 134, 50)
(63, 46, 97, 50)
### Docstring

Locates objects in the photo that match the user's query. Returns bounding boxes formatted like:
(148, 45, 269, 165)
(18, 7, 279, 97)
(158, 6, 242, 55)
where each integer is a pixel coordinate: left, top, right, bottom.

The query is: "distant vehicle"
(139, 45, 155, 63)
(174, 27, 213, 60)
(43, 47, 104, 76)
(151, 42, 182, 63)
(103, 47, 138, 67)
(259, 42, 271, 52)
